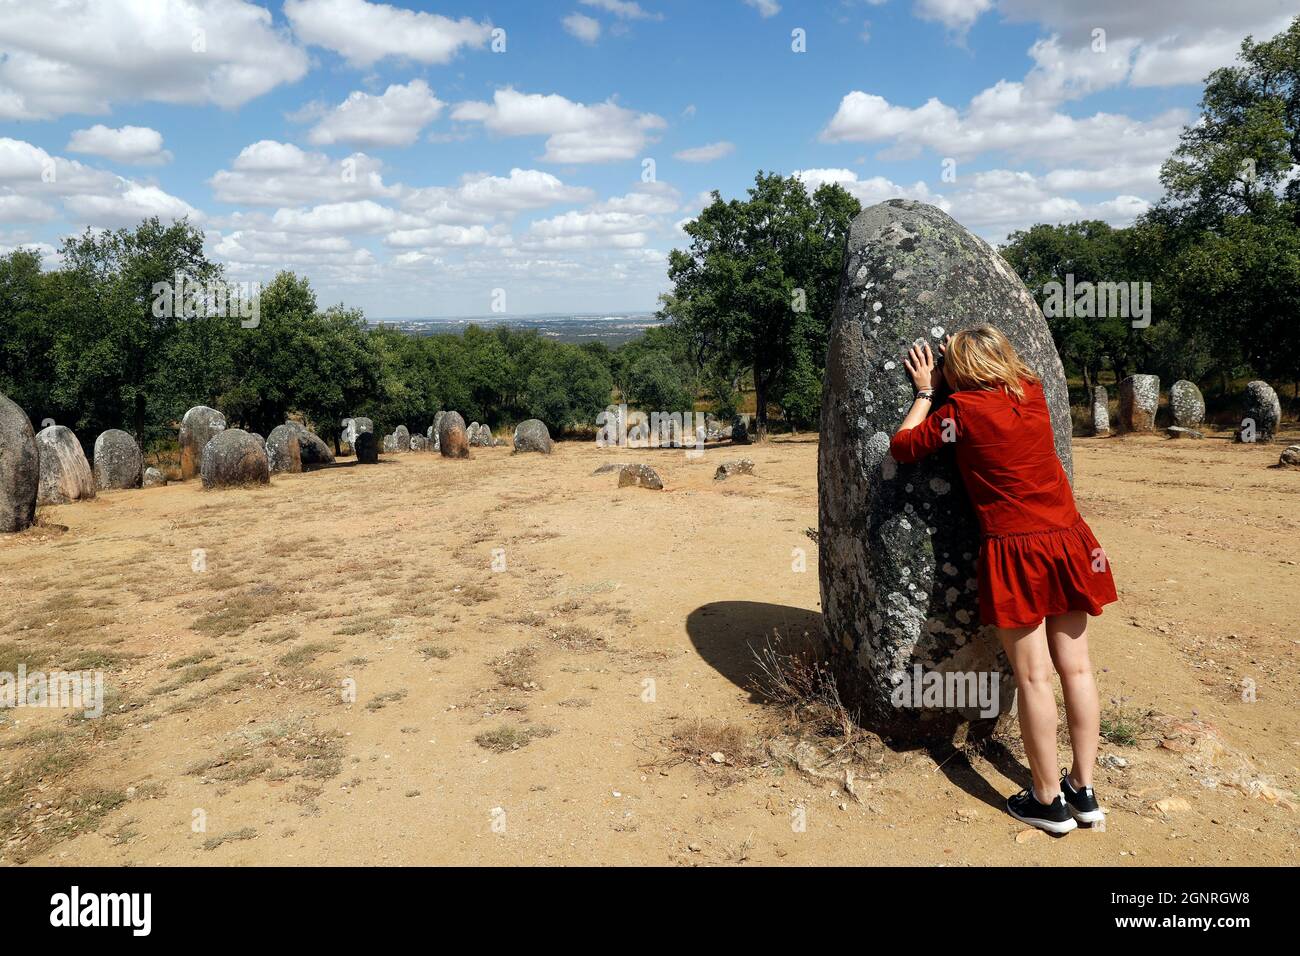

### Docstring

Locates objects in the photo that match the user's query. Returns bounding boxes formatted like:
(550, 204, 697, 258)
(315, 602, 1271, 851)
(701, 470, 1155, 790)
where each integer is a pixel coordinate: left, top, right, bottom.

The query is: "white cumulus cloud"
(66, 125, 171, 165)
(284, 0, 492, 67)
(307, 80, 446, 148)
(0, 0, 308, 120)
(452, 88, 666, 163)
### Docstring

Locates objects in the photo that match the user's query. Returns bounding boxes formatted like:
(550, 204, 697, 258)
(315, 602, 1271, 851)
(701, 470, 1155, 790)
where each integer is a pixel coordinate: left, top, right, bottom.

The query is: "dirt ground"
(1, 426, 1297, 867)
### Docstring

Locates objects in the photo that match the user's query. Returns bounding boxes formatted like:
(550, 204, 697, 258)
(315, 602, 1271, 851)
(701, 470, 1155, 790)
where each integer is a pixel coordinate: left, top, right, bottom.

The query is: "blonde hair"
(943, 326, 1038, 401)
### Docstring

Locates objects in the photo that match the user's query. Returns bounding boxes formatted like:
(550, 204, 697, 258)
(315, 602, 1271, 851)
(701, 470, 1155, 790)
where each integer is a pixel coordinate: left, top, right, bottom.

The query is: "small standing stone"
(1236, 380, 1281, 443)
(731, 415, 751, 444)
(410, 434, 428, 452)
(340, 417, 373, 452)
(1118, 375, 1159, 432)
(1168, 380, 1205, 428)
(391, 425, 410, 453)
(143, 466, 168, 487)
(513, 419, 553, 454)
(93, 428, 143, 490)
(355, 432, 379, 464)
(438, 412, 468, 458)
(617, 463, 663, 490)
(441, 424, 470, 459)
(266, 424, 303, 474)
(714, 458, 756, 480)
(36, 424, 96, 505)
(1279, 445, 1300, 467)
(1091, 385, 1110, 437)
(200, 429, 270, 488)
(179, 406, 226, 480)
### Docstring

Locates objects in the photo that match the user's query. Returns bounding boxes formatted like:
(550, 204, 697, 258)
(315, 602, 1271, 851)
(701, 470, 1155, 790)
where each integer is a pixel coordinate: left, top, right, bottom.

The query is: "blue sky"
(1, 0, 1295, 317)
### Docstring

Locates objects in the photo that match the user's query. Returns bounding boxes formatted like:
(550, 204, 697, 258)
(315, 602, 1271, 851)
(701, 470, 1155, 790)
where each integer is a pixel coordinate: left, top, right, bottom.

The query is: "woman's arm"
(889, 340, 957, 464)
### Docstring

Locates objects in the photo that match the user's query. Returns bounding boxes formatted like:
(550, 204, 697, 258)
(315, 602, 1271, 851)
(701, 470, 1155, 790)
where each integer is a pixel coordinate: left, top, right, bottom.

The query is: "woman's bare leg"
(996, 620, 1059, 801)
(1046, 610, 1099, 789)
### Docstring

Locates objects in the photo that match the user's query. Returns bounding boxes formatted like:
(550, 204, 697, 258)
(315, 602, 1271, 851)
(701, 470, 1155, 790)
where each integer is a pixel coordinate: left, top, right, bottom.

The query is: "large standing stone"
(441, 425, 470, 459)
(93, 429, 142, 490)
(1236, 380, 1281, 443)
(36, 425, 96, 505)
(436, 412, 464, 450)
(513, 419, 553, 454)
(179, 406, 226, 480)
(265, 424, 303, 474)
(434, 412, 466, 458)
(431, 412, 446, 447)
(200, 429, 269, 489)
(818, 200, 1072, 734)
(0, 392, 38, 532)
(355, 431, 379, 464)
(382, 434, 397, 453)
(1091, 385, 1110, 437)
(1169, 380, 1205, 428)
(1118, 375, 1160, 432)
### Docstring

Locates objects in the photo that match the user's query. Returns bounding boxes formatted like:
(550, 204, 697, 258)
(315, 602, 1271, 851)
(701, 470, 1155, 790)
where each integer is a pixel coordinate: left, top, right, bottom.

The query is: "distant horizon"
(369, 310, 659, 322)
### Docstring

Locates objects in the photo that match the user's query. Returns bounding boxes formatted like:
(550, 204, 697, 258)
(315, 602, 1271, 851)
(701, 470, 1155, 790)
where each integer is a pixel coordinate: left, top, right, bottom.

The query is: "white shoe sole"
(1008, 803, 1078, 834)
(1068, 806, 1105, 825)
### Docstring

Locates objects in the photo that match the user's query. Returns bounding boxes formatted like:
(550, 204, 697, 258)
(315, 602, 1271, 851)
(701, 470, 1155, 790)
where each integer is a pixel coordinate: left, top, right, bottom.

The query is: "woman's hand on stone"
(904, 342, 935, 391)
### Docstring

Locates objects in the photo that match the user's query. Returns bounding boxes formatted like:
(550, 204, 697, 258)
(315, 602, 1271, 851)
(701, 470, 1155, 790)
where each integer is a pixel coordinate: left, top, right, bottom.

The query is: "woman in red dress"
(890, 326, 1117, 834)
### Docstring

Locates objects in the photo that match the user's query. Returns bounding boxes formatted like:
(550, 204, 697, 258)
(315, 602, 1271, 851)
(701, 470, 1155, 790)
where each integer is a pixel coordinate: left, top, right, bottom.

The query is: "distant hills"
(367, 312, 659, 347)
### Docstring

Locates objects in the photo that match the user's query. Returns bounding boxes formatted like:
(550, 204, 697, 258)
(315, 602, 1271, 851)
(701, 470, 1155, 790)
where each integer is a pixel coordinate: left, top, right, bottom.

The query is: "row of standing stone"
(1091, 377, 1283, 442)
(0, 390, 565, 534)
(370, 413, 554, 459)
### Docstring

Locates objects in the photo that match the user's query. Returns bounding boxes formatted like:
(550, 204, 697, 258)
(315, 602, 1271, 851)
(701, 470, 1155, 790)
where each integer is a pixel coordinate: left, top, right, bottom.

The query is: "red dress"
(889, 379, 1117, 629)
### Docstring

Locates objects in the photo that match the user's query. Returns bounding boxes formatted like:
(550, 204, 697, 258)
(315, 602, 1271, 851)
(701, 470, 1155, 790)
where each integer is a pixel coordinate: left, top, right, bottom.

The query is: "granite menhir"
(818, 200, 1073, 737)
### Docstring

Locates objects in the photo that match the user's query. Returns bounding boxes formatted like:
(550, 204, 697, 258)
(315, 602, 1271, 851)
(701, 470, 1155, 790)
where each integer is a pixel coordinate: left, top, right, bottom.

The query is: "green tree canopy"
(660, 172, 859, 439)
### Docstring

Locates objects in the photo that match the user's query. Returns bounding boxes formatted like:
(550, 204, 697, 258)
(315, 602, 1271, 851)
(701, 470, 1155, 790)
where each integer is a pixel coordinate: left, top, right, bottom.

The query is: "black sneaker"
(1007, 787, 1077, 834)
(1060, 772, 1105, 825)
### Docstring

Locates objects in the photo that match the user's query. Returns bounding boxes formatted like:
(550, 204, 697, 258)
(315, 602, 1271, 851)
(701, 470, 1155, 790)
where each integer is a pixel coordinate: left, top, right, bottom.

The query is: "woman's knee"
(1015, 666, 1056, 692)
(1055, 660, 1095, 690)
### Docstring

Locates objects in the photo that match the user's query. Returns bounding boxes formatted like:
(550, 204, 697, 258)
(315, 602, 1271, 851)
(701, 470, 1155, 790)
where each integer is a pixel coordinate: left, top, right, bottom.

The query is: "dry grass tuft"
(474, 723, 555, 753)
(193, 587, 295, 639)
(490, 646, 540, 690)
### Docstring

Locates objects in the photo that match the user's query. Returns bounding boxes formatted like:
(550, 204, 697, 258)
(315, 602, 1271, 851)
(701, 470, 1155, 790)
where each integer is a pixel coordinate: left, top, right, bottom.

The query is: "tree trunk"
(133, 393, 146, 450)
(753, 365, 768, 442)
